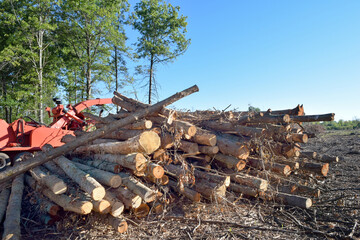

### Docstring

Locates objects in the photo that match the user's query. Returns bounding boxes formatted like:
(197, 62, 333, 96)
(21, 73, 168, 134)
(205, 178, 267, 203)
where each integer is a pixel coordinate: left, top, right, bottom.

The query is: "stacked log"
(0, 87, 340, 237)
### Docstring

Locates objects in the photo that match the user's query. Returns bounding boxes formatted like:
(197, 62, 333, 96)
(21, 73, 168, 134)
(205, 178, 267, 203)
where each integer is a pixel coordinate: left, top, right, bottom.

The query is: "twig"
(192, 215, 201, 234)
(348, 220, 358, 238)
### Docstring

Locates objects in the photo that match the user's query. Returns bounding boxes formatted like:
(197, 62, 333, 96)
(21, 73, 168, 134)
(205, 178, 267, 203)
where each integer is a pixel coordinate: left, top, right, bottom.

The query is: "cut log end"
(148, 164, 165, 179)
(133, 203, 150, 218)
(80, 202, 94, 215)
(93, 200, 111, 214)
(91, 187, 106, 201)
(139, 131, 161, 154)
(284, 165, 292, 176)
(235, 160, 247, 171)
(110, 218, 128, 233)
(109, 175, 122, 188)
(321, 163, 329, 176)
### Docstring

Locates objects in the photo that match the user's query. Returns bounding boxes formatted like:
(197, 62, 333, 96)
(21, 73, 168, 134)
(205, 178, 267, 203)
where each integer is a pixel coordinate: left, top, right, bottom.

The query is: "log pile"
(0, 87, 339, 237)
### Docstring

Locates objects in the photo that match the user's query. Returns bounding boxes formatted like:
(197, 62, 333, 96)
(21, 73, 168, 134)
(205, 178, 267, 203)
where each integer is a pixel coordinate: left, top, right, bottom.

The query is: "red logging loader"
(0, 98, 112, 170)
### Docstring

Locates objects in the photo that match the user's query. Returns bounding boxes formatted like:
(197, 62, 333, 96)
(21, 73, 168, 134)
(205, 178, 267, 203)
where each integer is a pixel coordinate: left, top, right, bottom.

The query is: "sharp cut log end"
(109, 175, 122, 188)
(133, 203, 150, 218)
(131, 196, 142, 209)
(80, 202, 94, 215)
(188, 126, 197, 137)
(110, 202, 125, 217)
(305, 198, 313, 209)
(321, 163, 329, 176)
(139, 131, 161, 154)
(93, 200, 111, 214)
(110, 218, 128, 233)
(284, 165, 292, 176)
(237, 146, 250, 160)
(91, 187, 106, 201)
(149, 165, 165, 179)
(235, 160, 247, 171)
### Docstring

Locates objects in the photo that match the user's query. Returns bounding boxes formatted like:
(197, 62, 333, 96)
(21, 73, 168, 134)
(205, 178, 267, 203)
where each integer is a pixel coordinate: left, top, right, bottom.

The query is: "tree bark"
(230, 173, 268, 191)
(72, 162, 122, 188)
(289, 113, 335, 123)
(29, 166, 67, 194)
(0, 188, 11, 223)
(54, 156, 105, 201)
(75, 131, 160, 155)
(104, 191, 125, 217)
(118, 172, 157, 203)
(216, 135, 250, 160)
(214, 153, 246, 171)
(93, 153, 147, 173)
(111, 187, 142, 209)
(2, 174, 24, 240)
(25, 175, 93, 214)
(167, 180, 201, 202)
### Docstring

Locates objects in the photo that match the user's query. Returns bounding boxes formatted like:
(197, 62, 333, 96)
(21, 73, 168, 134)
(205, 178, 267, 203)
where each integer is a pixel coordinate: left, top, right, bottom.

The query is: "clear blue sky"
(102, 0, 360, 120)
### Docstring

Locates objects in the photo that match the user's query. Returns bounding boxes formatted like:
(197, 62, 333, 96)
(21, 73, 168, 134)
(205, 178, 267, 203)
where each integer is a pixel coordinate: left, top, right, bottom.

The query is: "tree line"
(0, 0, 190, 123)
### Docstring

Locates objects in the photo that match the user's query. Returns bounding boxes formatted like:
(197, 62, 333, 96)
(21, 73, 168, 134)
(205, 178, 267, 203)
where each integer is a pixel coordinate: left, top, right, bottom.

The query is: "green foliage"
(311, 119, 360, 130)
(248, 105, 261, 113)
(133, 0, 190, 103)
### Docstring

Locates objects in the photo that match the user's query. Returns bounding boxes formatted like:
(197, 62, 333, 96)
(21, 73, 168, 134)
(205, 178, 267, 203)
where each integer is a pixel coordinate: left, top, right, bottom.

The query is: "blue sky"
(103, 0, 360, 120)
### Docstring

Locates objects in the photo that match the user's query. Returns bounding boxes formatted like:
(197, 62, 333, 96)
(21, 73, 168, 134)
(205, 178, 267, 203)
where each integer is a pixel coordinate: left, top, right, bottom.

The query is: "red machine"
(0, 98, 112, 170)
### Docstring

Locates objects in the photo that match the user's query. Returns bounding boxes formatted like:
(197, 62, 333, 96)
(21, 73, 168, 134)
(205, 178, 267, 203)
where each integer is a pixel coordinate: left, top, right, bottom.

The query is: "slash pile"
(0, 87, 339, 238)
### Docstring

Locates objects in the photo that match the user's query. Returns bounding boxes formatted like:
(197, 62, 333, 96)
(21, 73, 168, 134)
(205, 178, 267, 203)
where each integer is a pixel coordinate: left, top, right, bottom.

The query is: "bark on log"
(198, 145, 219, 155)
(93, 153, 147, 173)
(25, 175, 93, 215)
(75, 131, 161, 155)
(164, 164, 193, 184)
(299, 151, 317, 159)
(42, 161, 68, 178)
(108, 216, 128, 233)
(193, 178, 226, 201)
(54, 156, 106, 201)
(248, 157, 291, 176)
(230, 173, 268, 191)
(0, 85, 199, 184)
(111, 187, 142, 209)
(229, 183, 260, 197)
(72, 162, 122, 188)
(0, 188, 10, 223)
(104, 191, 124, 217)
(102, 129, 144, 140)
(216, 135, 250, 160)
(61, 134, 76, 144)
(201, 121, 264, 138)
(239, 114, 291, 125)
(178, 140, 199, 154)
(276, 184, 320, 198)
(267, 191, 312, 209)
(73, 158, 121, 173)
(113, 91, 175, 117)
(144, 174, 169, 185)
(29, 166, 67, 194)
(31, 191, 61, 216)
(273, 158, 299, 170)
(191, 128, 217, 146)
(167, 180, 201, 202)
(173, 120, 197, 137)
(315, 153, 339, 163)
(291, 133, 308, 143)
(123, 119, 153, 130)
(118, 172, 157, 203)
(289, 113, 335, 123)
(214, 153, 246, 171)
(193, 170, 230, 187)
(300, 161, 329, 176)
(267, 104, 305, 116)
(2, 174, 24, 240)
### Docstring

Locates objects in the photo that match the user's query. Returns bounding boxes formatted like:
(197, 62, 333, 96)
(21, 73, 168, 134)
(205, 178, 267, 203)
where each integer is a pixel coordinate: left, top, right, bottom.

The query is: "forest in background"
(0, 0, 190, 124)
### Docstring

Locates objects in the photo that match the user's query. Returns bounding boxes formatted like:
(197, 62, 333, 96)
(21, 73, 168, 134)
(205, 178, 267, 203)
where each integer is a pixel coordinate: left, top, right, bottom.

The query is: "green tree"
(133, 0, 190, 104)
(58, 0, 129, 100)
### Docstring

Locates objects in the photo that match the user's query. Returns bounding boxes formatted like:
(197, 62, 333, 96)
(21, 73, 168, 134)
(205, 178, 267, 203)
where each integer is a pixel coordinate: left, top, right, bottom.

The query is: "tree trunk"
(214, 153, 246, 171)
(216, 135, 250, 160)
(93, 153, 147, 173)
(229, 183, 260, 197)
(0, 188, 11, 223)
(148, 55, 154, 104)
(2, 174, 24, 240)
(115, 45, 119, 112)
(104, 190, 125, 217)
(289, 113, 335, 123)
(118, 172, 157, 203)
(230, 173, 268, 191)
(72, 162, 122, 188)
(0, 85, 199, 184)
(29, 166, 67, 194)
(111, 187, 142, 209)
(75, 131, 160, 155)
(167, 180, 201, 202)
(54, 156, 105, 201)
(25, 175, 93, 214)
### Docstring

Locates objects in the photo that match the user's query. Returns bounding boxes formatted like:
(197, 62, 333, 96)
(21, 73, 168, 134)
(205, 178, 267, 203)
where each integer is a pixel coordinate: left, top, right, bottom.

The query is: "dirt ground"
(3, 129, 360, 239)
